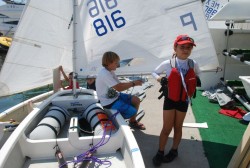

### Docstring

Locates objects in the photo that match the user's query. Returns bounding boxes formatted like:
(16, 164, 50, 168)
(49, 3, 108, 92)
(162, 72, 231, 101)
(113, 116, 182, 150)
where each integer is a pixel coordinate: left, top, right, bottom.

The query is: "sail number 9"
(88, 0, 126, 36)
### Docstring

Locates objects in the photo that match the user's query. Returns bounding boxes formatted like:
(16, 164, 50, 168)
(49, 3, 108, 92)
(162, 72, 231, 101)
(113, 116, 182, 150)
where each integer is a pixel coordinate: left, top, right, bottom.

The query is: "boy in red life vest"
(59, 66, 79, 90)
(152, 35, 201, 166)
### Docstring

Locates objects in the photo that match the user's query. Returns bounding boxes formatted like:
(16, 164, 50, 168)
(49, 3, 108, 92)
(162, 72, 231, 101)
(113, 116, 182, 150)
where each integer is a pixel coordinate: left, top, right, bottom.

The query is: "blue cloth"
(111, 93, 137, 119)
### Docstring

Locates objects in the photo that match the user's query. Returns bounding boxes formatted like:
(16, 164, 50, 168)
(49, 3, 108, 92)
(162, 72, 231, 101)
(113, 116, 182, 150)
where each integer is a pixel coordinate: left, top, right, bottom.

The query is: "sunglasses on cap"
(177, 36, 194, 43)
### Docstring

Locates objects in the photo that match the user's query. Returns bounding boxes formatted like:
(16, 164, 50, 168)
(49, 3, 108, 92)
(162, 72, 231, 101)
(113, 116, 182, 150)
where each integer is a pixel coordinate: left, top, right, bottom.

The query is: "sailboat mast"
(72, 0, 78, 96)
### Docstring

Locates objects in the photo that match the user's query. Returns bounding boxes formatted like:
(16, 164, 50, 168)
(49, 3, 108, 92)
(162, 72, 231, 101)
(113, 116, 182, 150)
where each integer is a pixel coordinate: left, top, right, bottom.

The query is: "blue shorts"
(111, 93, 137, 119)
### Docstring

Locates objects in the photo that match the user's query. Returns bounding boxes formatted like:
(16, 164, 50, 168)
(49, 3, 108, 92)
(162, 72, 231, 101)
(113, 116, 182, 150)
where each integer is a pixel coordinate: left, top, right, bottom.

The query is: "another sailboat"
(0, 36, 12, 52)
(0, 0, 219, 167)
(0, 0, 25, 37)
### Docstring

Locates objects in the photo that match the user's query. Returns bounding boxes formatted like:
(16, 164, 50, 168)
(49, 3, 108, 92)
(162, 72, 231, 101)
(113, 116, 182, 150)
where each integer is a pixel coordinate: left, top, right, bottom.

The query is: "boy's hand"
(59, 66, 63, 71)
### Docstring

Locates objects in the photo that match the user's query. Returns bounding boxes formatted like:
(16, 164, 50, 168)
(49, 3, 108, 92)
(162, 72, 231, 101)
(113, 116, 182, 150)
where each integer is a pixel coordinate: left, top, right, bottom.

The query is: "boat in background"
(0, 36, 12, 52)
(0, 0, 25, 37)
(239, 76, 250, 100)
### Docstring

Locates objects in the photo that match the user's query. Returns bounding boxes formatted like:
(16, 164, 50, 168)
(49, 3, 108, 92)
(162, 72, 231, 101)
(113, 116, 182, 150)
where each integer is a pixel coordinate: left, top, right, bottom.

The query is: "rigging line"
(54, 134, 70, 168)
(77, 113, 117, 156)
(75, 128, 112, 166)
(66, 101, 128, 165)
(69, 113, 114, 152)
(4, 26, 14, 36)
(90, 124, 111, 149)
(68, 15, 73, 29)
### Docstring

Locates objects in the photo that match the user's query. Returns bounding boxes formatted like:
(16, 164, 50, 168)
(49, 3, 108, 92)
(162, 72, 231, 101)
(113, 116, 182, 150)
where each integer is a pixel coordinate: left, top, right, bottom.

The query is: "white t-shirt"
(152, 57, 200, 79)
(96, 67, 120, 106)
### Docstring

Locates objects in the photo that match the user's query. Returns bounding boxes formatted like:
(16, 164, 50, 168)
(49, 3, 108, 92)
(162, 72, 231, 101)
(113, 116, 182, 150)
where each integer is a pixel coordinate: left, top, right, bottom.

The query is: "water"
(0, 81, 88, 113)
(0, 79, 89, 113)
(0, 52, 52, 113)
(0, 85, 53, 113)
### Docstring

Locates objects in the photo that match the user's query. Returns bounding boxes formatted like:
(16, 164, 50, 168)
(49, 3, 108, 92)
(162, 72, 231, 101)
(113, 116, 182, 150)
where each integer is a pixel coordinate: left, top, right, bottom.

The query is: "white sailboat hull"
(239, 76, 250, 98)
(0, 3, 24, 37)
(0, 89, 144, 168)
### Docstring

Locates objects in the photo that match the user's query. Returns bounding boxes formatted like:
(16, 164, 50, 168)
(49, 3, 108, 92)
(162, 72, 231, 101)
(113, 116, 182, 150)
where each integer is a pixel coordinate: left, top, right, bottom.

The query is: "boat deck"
(23, 152, 126, 168)
(134, 78, 210, 168)
(23, 79, 210, 168)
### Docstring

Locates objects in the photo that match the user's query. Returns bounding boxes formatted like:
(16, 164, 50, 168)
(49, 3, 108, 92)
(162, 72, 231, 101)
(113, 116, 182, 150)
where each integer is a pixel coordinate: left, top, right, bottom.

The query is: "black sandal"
(163, 149, 178, 163)
(129, 121, 146, 130)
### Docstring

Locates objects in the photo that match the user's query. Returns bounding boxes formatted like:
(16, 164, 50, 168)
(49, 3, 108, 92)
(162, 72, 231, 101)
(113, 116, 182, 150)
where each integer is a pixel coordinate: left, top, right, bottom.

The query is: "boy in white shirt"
(96, 51, 145, 130)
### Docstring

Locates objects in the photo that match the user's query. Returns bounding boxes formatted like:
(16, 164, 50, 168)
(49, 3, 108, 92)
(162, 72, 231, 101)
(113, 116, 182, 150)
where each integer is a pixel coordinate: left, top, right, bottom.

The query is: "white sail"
(202, 0, 228, 20)
(0, 0, 74, 96)
(77, 0, 218, 76)
(0, 0, 218, 97)
(210, 0, 250, 21)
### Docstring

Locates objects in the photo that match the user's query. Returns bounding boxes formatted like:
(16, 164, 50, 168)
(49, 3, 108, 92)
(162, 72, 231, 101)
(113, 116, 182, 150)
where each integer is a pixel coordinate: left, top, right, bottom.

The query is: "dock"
(134, 78, 210, 168)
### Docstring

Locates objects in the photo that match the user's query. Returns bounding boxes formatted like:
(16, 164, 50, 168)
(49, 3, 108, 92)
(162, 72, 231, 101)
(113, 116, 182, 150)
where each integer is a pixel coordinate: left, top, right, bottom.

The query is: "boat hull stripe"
(49, 107, 67, 121)
(43, 115, 62, 129)
(82, 103, 99, 116)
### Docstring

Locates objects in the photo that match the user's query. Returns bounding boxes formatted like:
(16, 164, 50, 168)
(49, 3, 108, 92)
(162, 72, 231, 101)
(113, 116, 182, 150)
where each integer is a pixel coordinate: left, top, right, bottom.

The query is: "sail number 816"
(88, 0, 126, 36)
(93, 10, 126, 36)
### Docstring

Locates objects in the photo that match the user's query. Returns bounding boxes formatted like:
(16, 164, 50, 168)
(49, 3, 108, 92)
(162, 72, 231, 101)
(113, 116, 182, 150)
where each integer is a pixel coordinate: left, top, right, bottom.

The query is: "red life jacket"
(167, 58, 197, 102)
(66, 80, 79, 90)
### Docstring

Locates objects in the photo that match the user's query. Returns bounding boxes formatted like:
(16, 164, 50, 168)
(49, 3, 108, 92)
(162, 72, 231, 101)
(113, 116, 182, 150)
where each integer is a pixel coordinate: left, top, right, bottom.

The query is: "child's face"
(107, 59, 120, 71)
(68, 74, 73, 80)
(174, 44, 193, 60)
(87, 78, 95, 84)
